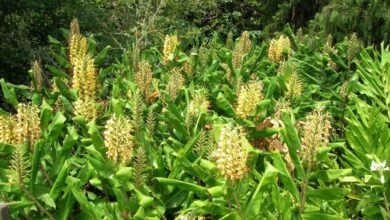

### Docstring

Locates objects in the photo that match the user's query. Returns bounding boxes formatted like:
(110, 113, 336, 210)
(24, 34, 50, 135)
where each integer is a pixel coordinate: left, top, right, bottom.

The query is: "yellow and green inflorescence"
(214, 124, 250, 180)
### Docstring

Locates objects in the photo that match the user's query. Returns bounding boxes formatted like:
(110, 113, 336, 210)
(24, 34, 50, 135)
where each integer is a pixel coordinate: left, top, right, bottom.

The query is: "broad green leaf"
(271, 153, 300, 201)
(215, 92, 235, 116)
(155, 177, 209, 197)
(302, 213, 346, 220)
(310, 169, 352, 182)
(54, 77, 77, 101)
(7, 201, 34, 212)
(0, 79, 18, 106)
(219, 212, 241, 220)
(50, 161, 69, 200)
(87, 122, 105, 154)
(38, 193, 56, 208)
(45, 64, 69, 78)
(307, 187, 351, 200)
(95, 46, 110, 66)
(243, 163, 278, 219)
(70, 186, 100, 219)
(134, 189, 154, 208)
(281, 111, 305, 179)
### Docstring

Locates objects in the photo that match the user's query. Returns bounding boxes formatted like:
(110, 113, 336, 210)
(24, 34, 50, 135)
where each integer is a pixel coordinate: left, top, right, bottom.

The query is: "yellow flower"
(104, 114, 134, 166)
(268, 35, 292, 63)
(135, 60, 153, 98)
(15, 103, 41, 149)
(232, 31, 252, 69)
(214, 124, 250, 180)
(163, 35, 179, 64)
(235, 80, 263, 119)
(299, 108, 331, 163)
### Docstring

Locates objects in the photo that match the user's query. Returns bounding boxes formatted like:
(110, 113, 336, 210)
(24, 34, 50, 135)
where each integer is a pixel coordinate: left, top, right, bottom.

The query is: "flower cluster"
(268, 35, 292, 63)
(166, 68, 185, 100)
(188, 93, 210, 117)
(235, 80, 263, 119)
(299, 108, 331, 163)
(32, 61, 43, 92)
(68, 20, 98, 120)
(0, 104, 41, 149)
(135, 60, 153, 98)
(232, 31, 252, 69)
(0, 114, 15, 144)
(214, 124, 250, 180)
(286, 71, 303, 101)
(163, 35, 179, 64)
(104, 114, 134, 166)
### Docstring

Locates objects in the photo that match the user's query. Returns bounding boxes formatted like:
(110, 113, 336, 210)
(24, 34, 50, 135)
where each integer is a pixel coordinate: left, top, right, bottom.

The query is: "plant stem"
(230, 181, 245, 220)
(383, 192, 390, 214)
(20, 185, 55, 220)
(40, 163, 53, 186)
(298, 161, 313, 220)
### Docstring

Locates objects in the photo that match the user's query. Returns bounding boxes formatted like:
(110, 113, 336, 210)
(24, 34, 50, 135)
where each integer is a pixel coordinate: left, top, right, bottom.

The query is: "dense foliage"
(2, 0, 390, 85)
(0, 18, 389, 219)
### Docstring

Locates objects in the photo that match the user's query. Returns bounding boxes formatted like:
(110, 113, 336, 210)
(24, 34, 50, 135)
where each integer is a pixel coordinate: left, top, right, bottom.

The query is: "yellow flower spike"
(166, 68, 185, 100)
(299, 108, 331, 163)
(135, 60, 153, 98)
(32, 61, 43, 92)
(286, 71, 303, 102)
(104, 114, 134, 166)
(163, 35, 179, 64)
(84, 55, 97, 98)
(14, 103, 41, 149)
(340, 81, 348, 99)
(347, 33, 361, 62)
(232, 31, 252, 69)
(69, 18, 80, 39)
(183, 58, 193, 79)
(220, 63, 233, 84)
(215, 124, 250, 181)
(188, 93, 210, 117)
(268, 35, 292, 63)
(74, 97, 97, 121)
(235, 80, 263, 119)
(0, 115, 15, 144)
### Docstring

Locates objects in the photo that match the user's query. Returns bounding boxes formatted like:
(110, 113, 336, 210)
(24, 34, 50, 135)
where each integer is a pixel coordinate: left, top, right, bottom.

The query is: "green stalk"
(298, 160, 313, 220)
(20, 185, 55, 220)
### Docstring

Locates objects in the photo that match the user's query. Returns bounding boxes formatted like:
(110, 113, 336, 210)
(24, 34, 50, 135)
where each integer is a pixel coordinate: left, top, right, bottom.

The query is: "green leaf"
(30, 141, 43, 192)
(271, 153, 300, 201)
(155, 177, 209, 197)
(7, 201, 34, 212)
(95, 46, 110, 66)
(134, 189, 154, 208)
(45, 111, 67, 146)
(46, 65, 69, 78)
(38, 193, 56, 209)
(165, 191, 188, 209)
(54, 77, 77, 101)
(0, 79, 18, 106)
(302, 213, 346, 220)
(53, 53, 71, 69)
(310, 169, 353, 182)
(50, 161, 69, 200)
(243, 163, 278, 219)
(307, 187, 351, 200)
(219, 212, 241, 220)
(281, 111, 305, 179)
(40, 100, 53, 130)
(87, 122, 105, 154)
(215, 92, 235, 116)
(70, 186, 99, 219)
